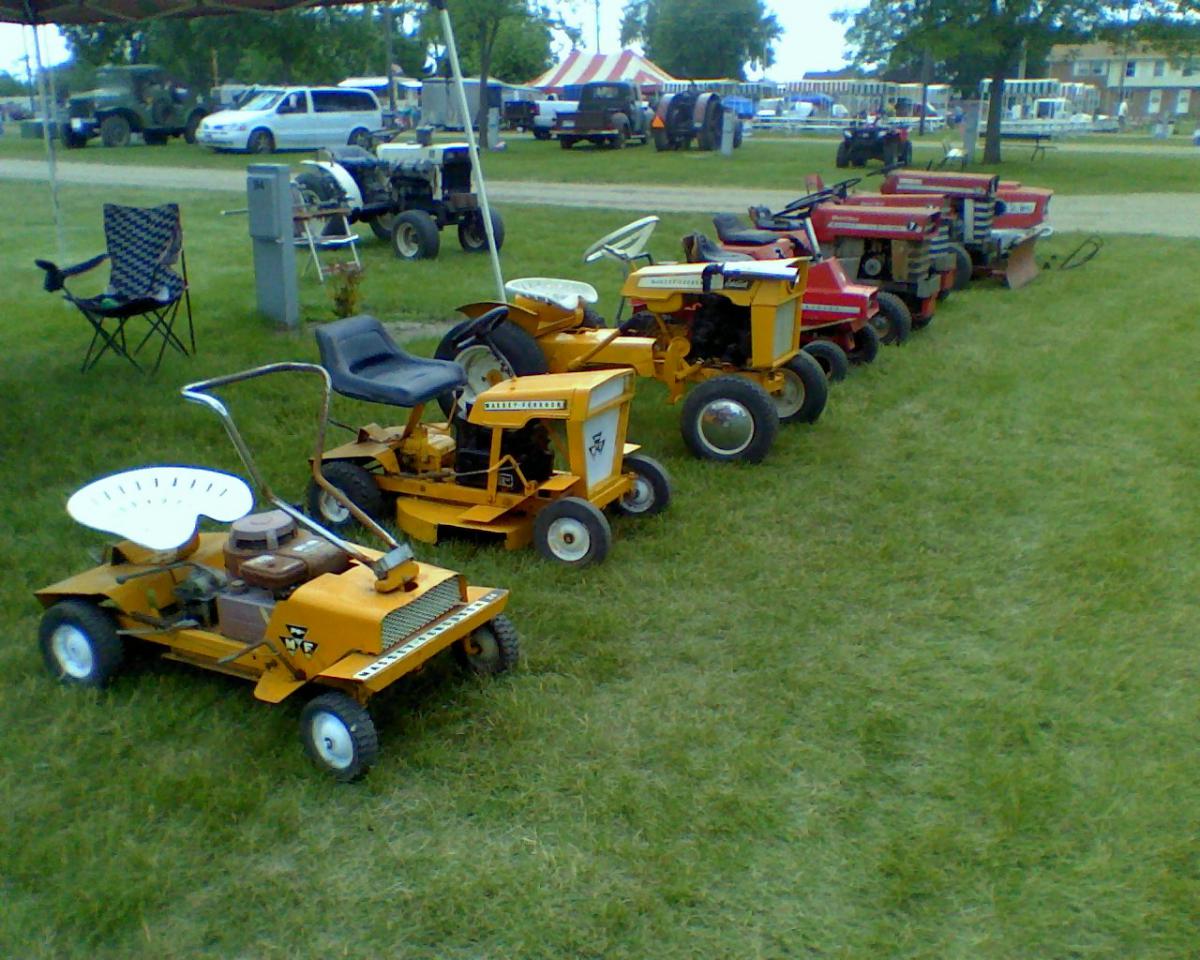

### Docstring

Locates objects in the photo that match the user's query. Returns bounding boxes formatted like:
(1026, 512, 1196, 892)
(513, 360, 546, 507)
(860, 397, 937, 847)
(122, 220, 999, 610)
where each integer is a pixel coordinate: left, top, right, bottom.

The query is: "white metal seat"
(67, 466, 254, 551)
(505, 277, 599, 312)
(291, 181, 361, 283)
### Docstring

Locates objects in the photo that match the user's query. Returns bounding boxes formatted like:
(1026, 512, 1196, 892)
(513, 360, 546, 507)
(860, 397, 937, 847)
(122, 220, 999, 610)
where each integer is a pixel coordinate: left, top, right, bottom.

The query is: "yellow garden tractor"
(308, 314, 670, 566)
(435, 217, 827, 464)
(34, 361, 518, 781)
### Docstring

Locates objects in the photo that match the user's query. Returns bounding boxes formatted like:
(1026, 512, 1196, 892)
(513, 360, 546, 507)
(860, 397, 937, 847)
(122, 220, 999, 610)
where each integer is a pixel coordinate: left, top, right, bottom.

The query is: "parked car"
(197, 86, 382, 153)
(63, 64, 210, 148)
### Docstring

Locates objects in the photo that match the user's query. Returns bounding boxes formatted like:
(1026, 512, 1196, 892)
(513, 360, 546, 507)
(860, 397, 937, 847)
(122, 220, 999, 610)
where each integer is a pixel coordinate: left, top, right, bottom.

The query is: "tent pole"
(432, 0, 505, 303)
(28, 18, 65, 262)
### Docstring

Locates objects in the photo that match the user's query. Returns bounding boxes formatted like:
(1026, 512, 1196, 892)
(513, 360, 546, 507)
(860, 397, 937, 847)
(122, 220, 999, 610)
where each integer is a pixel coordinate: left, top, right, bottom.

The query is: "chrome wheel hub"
(546, 517, 591, 562)
(310, 712, 354, 770)
(51, 624, 94, 679)
(697, 398, 754, 455)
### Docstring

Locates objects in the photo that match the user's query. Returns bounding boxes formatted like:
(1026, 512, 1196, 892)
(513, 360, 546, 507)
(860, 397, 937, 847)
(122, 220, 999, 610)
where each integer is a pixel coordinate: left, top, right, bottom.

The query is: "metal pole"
(28, 18, 65, 262)
(383, 5, 396, 113)
(433, 0, 505, 302)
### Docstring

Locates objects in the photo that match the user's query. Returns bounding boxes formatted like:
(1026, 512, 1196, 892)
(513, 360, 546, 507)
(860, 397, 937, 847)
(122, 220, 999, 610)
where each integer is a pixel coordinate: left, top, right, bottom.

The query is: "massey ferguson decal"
(282, 625, 317, 657)
(588, 431, 607, 458)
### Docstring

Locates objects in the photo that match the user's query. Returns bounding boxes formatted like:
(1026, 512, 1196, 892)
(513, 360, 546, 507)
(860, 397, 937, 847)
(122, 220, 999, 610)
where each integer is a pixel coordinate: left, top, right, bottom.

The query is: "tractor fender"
(693, 92, 717, 130)
(654, 92, 675, 124)
(299, 160, 363, 211)
(456, 299, 540, 322)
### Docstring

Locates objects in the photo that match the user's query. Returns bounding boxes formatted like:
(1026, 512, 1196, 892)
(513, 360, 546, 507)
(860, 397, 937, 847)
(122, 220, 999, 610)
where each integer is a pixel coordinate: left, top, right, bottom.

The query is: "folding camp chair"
(291, 181, 361, 283)
(35, 203, 194, 374)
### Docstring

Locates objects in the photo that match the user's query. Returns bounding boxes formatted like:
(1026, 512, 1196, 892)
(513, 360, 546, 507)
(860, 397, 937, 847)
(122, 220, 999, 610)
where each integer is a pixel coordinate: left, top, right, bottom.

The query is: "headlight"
(232, 123, 248, 132)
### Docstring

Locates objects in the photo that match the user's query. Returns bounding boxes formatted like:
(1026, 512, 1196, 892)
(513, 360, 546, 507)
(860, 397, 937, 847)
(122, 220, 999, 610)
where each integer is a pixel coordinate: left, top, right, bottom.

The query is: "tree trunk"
(474, 23, 494, 149)
(983, 66, 1005, 164)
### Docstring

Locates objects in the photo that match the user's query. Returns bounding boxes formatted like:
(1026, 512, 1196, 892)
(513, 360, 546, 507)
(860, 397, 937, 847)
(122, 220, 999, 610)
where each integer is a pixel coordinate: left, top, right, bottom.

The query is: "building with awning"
(531, 49, 676, 94)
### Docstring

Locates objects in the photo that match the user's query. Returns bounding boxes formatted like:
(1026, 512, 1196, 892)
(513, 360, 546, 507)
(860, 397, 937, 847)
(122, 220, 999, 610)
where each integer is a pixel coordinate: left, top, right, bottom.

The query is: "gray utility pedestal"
(720, 109, 736, 156)
(247, 164, 298, 329)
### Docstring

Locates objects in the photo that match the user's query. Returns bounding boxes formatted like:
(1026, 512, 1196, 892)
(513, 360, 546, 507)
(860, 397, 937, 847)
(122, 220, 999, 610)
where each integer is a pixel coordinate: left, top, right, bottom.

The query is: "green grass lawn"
(1, 180, 1198, 959)
(4, 124, 1199, 196)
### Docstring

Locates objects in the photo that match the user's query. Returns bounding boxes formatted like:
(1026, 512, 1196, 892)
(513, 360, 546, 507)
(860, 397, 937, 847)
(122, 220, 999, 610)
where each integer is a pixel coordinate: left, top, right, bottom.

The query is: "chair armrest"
(34, 253, 108, 292)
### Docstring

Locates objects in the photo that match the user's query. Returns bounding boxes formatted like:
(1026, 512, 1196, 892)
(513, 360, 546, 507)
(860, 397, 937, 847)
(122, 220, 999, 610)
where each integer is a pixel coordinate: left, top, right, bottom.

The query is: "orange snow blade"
(1003, 236, 1041, 288)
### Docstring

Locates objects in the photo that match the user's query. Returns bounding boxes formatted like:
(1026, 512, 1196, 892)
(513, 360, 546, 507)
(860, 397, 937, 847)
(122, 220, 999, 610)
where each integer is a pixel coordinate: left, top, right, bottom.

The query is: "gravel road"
(3, 157, 1198, 238)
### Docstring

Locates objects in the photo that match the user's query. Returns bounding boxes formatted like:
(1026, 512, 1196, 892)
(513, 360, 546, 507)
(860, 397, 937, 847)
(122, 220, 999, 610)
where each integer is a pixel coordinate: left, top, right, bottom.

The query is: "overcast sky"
(0, 0, 865, 86)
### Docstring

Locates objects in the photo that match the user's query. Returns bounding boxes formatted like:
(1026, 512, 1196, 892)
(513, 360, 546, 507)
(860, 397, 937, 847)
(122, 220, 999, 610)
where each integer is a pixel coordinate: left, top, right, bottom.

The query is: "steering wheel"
(582, 215, 660, 264)
(827, 176, 861, 199)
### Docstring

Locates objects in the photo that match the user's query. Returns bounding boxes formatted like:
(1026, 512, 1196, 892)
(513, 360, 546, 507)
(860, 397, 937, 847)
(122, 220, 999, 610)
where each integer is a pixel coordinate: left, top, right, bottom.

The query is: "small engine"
(453, 420, 555, 491)
(686, 294, 752, 366)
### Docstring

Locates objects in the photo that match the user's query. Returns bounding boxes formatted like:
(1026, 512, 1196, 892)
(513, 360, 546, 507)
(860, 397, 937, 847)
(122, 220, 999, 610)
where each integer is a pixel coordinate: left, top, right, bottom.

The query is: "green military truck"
(63, 65, 210, 148)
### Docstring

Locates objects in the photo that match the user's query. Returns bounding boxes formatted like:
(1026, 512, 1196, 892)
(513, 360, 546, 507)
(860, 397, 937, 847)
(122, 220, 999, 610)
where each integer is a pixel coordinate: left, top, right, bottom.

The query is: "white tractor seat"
(505, 277, 599, 312)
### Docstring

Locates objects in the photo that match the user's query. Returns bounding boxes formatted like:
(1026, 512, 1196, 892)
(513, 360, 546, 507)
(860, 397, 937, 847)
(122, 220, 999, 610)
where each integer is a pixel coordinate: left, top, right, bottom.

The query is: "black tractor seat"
(681, 232, 755, 264)
(316, 314, 467, 408)
(712, 212, 785, 246)
(322, 145, 386, 170)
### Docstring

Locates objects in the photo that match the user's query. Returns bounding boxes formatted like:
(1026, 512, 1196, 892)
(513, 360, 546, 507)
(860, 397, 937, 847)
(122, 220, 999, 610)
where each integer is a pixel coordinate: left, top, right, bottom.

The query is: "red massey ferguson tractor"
(680, 219, 882, 381)
(879, 169, 1053, 289)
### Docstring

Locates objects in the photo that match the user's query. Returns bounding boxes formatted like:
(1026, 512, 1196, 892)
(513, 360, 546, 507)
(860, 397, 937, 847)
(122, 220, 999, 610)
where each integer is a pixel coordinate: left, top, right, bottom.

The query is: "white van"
(197, 86, 382, 153)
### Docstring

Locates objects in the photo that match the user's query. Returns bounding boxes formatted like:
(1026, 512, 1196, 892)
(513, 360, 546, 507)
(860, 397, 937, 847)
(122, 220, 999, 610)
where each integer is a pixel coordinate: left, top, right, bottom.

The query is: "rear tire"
(247, 128, 274, 154)
(775, 353, 829, 424)
(184, 110, 204, 144)
(300, 692, 378, 782)
(802, 339, 849, 382)
(457, 208, 505, 253)
(835, 141, 850, 168)
(680, 375, 779, 463)
(872, 291, 912, 345)
(391, 210, 440, 260)
(848, 323, 880, 364)
(39, 600, 123, 688)
(434, 318, 548, 415)
(533, 498, 612, 567)
(348, 127, 372, 149)
(306, 461, 385, 534)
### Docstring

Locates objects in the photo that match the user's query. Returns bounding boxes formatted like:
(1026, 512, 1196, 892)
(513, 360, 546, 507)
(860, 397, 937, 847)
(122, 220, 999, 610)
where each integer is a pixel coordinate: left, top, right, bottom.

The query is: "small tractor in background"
(836, 121, 913, 168)
(880, 169, 1052, 288)
(297, 138, 503, 261)
(651, 89, 744, 151)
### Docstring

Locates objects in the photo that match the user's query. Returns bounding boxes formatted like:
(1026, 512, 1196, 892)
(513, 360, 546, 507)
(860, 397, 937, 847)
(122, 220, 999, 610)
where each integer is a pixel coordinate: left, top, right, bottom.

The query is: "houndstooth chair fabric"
(103, 203, 185, 304)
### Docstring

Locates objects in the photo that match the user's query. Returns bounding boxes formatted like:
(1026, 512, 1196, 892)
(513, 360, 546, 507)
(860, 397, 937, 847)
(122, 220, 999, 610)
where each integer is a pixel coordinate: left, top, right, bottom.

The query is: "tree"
(619, 0, 782, 80)
(838, 0, 1198, 162)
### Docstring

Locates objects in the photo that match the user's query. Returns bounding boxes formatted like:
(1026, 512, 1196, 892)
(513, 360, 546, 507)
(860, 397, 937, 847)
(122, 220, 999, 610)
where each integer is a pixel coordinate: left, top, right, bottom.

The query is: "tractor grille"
(906, 242, 934, 284)
(930, 219, 951, 258)
(965, 199, 995, 243)
(380, 578, 463, 650)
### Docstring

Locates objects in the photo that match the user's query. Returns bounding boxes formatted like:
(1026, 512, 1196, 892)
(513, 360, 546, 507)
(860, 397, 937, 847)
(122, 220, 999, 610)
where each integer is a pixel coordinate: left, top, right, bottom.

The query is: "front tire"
(533, 498, 612, 567)
(99, 115, 131, 148)
(457, 209, 505, 253)
(802, 339, 850, 382)
(39, 600, 124, 688)
(300, 692, 379, 782)
(434, 318, 548, 415)
(680, 375, 779, 463)
(306, 461, 385, 534)
(457, 615, 520, 675)
(775, 353, 829, 424)
(872, 291, 912, 345)
(614, 454, 672, 517)
(247, 128, 274, 154)
(348, 127, 373, 149)
(835, 141, 850, 168)
(184, 110, 204, 144)
(949, 242, 973, 291)
(391, 210, 441, 260)
(848, 323, 880, 364)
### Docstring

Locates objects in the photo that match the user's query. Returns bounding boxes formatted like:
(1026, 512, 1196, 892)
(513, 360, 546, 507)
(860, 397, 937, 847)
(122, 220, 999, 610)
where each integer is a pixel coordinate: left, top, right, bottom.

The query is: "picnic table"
(1000, 131, 1056, 160)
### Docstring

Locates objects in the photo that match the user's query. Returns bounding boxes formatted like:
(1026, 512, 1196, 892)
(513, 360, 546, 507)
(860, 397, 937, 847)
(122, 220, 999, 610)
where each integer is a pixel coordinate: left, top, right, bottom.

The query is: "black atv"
(836, 122, 913, 168)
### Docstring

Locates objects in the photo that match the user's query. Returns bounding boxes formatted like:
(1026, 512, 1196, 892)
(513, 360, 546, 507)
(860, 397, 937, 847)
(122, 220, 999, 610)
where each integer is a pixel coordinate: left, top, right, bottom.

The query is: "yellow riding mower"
(308, 314, 670, 566)
(35, 361, 517, 781)
(435, 216, 827, 464)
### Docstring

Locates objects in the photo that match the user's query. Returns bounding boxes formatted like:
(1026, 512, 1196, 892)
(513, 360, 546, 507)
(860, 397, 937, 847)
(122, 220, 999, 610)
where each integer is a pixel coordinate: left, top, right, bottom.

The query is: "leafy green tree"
(619, 0, 782, 80)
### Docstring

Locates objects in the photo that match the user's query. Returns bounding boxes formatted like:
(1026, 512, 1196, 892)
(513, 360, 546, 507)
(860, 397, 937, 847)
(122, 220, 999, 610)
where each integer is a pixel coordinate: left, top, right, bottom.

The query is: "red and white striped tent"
(532, 49, 677, 94)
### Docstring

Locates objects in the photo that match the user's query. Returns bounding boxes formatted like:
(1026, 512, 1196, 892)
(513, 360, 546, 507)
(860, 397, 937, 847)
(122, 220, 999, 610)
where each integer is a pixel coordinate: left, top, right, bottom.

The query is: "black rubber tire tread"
(733, 120, 744, 148)
(295, 169, 341, 203)
(679, 375, 779, 463)
(532, 497, 612, 567)
(778, 352, 829, 424)
(391, 209, 440, 260)
(457, 208, 505, 254)
(653, 127, 669, 151)
(369, 214, 395, 241)
(802, 339, 850, 382)
(835, 141, 850, 168)
(613, 120, 628, 149)
(306, 460, 385, 534)
(848, 323, 881, 365)
(299, 692, 379, 782)
(873, 291, 912, 345)
(949, 242, 973, 291)
(143, 130, 168, 146)
(614, 453, 672, 517)
(100, 115, 130, 148)
(433, 317, 548, 416)
(39, 600, 124, 687)
(458, 614, 520, 675)
(348, 127, 372, 149)
(247, 128, 274, 154)
(184, 111, 204, 144)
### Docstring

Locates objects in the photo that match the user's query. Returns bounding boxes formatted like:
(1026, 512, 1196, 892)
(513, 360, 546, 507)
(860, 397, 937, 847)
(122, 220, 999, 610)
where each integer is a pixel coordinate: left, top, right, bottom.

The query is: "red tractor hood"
(994, 185, 1053, 231)
(882, 169, 1000, 199)
(811, 202, 940, 243)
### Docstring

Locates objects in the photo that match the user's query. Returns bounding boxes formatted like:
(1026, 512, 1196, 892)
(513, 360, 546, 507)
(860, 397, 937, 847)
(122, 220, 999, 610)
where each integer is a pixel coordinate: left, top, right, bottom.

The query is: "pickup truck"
(553, 81, 651, 149)
(531, 98, 578, 140)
